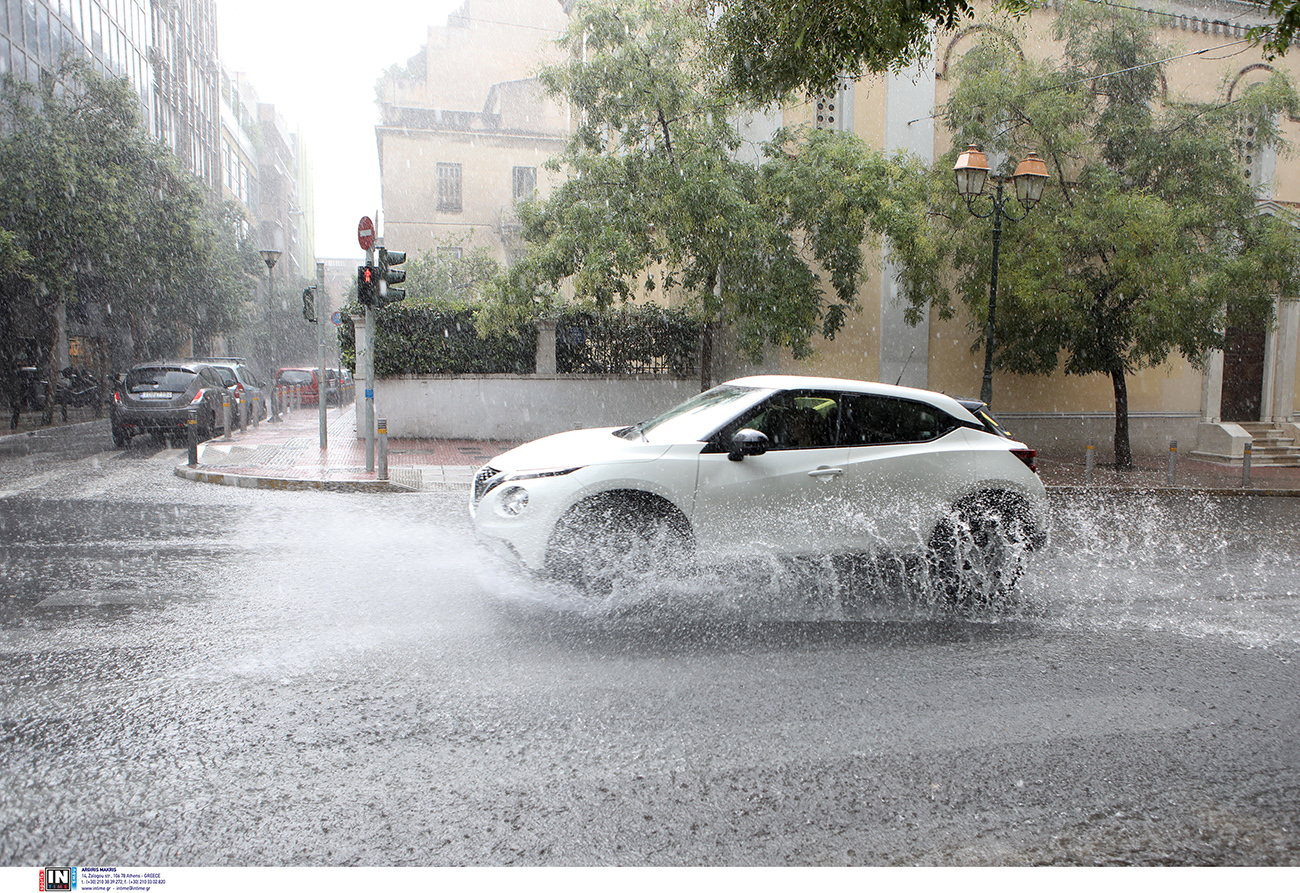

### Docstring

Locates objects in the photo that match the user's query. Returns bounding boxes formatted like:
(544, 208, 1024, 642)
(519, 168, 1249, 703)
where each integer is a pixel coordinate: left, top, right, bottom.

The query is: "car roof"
(723, 375, 979, 423)
(133, 360, 206, 371)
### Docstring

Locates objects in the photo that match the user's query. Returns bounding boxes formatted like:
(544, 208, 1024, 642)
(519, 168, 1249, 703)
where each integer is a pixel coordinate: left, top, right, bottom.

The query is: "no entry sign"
(357, 216, 375, 251)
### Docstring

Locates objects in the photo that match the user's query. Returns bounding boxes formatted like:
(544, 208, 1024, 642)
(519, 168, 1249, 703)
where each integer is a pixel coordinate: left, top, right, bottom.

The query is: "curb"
(0, 417, 110, 450)
(173, 464, 403, 493)
(1046, 485, 1300, 498)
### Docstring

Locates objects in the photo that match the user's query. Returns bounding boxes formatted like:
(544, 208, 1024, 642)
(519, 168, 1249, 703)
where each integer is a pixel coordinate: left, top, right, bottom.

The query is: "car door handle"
(808, 466, 844, 479)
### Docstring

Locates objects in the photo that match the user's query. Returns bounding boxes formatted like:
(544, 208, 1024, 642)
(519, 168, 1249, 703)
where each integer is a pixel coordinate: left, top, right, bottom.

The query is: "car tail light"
(1011, 448, 1038, 473)
(113, 390, 122, 405)
(191, 390, 205, 405)
(235, 382, 245, 397)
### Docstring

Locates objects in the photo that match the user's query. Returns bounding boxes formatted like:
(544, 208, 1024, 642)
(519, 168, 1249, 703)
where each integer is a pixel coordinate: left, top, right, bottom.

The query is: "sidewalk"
(174, 402, 1300, 495)
(173, 403, 520, 493)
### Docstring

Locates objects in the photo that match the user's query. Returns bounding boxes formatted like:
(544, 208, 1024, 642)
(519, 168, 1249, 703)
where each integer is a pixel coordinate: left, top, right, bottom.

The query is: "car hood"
(489, 427, 674, 472)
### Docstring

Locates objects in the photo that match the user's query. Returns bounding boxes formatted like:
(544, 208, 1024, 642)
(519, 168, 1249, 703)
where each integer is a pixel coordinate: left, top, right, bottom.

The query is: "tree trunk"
(1111, 367, 1133, 469)
(39, 298, 60, 427)
(699, 322, 713, 392)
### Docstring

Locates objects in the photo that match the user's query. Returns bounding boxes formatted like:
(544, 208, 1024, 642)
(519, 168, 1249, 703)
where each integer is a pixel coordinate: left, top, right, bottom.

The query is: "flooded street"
(1, 447, 1298, 865)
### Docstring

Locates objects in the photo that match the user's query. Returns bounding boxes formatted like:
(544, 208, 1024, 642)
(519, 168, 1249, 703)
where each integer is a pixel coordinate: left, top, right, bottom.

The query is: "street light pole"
(259, 248, 282, 422)
(953, 146, 1049, 407)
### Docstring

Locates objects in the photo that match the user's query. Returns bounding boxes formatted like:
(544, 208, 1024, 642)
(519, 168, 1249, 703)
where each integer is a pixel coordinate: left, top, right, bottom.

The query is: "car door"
(690, 389, 850, 560)
(831, 393, 975, 553)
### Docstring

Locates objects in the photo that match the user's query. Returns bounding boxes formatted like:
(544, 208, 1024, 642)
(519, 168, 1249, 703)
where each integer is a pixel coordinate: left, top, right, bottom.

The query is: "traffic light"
(357, 264, 378, 306)
(301, 287, 316, 323)
(376, 246, 406, 307)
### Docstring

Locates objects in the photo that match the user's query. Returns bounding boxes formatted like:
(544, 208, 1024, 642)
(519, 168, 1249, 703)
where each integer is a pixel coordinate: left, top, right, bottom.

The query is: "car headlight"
(497, 486, 529, 516)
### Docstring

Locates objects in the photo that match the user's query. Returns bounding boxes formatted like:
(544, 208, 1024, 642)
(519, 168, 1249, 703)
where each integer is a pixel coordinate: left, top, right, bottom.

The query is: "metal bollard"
(293, 384, 300, 412)
(222, 393, 232, 441)
(187, 409, 198, 467)
(239, 397, 248, 433)
(253, 395, 260, 428)
(1243, 441, 1253, 488)
(377, 417, 389, 481)
(1167, 439, 1177, 487)
(1085, 441, 1095, 485)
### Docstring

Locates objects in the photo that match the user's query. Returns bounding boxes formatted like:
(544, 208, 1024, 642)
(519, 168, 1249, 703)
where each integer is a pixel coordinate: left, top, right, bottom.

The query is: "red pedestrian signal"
(357, 264, 378, 306)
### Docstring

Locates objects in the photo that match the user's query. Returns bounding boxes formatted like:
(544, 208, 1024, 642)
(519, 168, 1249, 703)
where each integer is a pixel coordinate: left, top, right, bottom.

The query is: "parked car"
(111, 361, 233, 447)
(199, 358, 268, 422)
(324, 367, 355, 406)
(470, 375, 1049, 602)
(275, 367, 320, 405)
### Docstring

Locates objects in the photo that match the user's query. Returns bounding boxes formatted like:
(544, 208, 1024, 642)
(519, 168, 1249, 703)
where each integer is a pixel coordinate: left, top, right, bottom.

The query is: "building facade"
(1, 0, 221, 192)
(767, 0, 1300, 462)
(374, 0, 570, 263)
(2, 1, 313, 368)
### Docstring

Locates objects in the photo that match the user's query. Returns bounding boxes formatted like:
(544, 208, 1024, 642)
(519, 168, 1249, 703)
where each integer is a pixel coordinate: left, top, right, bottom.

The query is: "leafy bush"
(338, 302, 702, 377)
(556, 306, 700, 375)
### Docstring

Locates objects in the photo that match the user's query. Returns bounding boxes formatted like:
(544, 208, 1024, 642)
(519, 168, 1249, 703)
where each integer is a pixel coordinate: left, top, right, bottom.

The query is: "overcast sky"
(216, 0, 462, 259)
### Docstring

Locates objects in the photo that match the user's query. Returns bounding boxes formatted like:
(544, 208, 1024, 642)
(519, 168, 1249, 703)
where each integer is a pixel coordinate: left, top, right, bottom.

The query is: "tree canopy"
(695, 0, 1036, 104)
(891, 2, 1300, 466)
(488, 0, 922, 369)
(0, 60, 259, 419)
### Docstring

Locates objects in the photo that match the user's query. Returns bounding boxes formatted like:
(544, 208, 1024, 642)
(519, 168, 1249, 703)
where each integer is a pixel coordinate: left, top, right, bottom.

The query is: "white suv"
(470, 376, 1048, 602)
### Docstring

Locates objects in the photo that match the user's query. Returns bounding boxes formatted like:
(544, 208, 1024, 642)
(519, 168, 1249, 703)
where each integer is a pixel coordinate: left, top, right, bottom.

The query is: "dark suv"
(111, 361, 232, 447)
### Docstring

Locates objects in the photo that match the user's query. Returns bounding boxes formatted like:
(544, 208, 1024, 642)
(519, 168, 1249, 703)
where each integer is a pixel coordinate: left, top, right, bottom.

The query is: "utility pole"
(316, 261, 327, 450)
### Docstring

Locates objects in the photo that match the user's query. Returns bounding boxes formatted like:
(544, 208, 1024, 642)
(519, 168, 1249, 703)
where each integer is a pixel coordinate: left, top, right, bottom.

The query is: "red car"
(275, 367, 321, 405)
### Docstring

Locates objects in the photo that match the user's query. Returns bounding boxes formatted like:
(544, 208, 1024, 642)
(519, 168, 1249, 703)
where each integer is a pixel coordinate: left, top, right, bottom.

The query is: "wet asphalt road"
(0, 442, 1298, 865)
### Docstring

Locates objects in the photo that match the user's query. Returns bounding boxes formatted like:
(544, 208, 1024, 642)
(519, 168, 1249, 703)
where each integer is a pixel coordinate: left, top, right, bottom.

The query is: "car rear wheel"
(926, 493, 1032, 608)
(545, 492, 694, 597)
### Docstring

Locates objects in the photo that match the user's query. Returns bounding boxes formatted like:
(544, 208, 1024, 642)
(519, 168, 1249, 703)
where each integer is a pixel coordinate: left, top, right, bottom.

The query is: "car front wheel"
(545, 492, 694, 597)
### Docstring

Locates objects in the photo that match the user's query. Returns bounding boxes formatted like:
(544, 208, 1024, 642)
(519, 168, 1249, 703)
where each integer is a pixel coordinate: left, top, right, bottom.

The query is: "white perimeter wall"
(374, 375, 702, 440)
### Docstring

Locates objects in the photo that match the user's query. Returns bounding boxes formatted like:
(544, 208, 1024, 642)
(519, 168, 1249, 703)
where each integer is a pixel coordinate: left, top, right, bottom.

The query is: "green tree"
(697, 0, 1035, 104)
(403, 245, 501, 306)
(892, 2, 1300, 467)
(489, 0, 921, 373)
(0, 60, 252, 420)
(1251, 2, 1300, 60)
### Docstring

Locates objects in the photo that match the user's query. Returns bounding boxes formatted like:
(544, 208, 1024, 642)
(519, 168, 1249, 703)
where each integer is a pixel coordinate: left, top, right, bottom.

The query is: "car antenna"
(895, 346, 916, 387)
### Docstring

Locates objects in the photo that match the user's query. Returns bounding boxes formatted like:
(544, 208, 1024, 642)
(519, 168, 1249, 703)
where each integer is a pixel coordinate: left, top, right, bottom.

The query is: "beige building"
(761, 0, 1300, 463)
(375, 0, 570, 263)
(375, 0, 1300, 461)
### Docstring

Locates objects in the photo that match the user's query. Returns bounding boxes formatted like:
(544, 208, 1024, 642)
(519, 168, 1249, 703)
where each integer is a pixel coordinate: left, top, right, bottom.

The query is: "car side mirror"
(729, 428, 769, 461)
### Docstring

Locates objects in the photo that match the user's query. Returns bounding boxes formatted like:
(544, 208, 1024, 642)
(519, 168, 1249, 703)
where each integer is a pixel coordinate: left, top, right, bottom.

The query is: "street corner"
(173, 463, 398, 493)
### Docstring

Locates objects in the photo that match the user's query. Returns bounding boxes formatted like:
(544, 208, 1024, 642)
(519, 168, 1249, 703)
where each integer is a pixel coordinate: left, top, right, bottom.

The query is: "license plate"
(137, 392, 175, 400)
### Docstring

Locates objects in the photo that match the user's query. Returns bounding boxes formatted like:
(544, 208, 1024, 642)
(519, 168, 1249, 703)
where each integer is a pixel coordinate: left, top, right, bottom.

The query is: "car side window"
(739, 391, 841, 451)
(838, 395, 958, 445)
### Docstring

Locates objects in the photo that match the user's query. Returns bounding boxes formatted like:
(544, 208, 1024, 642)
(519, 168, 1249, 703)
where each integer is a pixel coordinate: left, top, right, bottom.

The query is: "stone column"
(1200, 348, 1224, 423)
(535, 319, 557, 375)
(1272, 296, 1299, 423)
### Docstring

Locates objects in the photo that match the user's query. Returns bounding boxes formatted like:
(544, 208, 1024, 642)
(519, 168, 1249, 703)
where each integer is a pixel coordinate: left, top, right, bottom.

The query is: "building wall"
(375, 0, 569, 262)
(777, 0, 1300, 457)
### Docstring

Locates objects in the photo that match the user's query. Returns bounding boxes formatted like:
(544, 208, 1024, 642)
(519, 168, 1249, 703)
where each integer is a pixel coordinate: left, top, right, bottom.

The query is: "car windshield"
(125, 368, 195, 392)
(279, 370, 314, 385)
(619, 384, 771, 443)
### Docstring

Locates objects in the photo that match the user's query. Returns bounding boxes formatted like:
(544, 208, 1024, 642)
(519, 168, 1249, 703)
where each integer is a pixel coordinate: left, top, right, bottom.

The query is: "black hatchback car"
(111, 361, 232, 447)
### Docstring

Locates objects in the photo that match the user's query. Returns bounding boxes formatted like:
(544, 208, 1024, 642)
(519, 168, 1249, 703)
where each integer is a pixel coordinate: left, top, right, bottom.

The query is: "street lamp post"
(953, 146, 1049, 407)
(259, 248, 282, 422)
